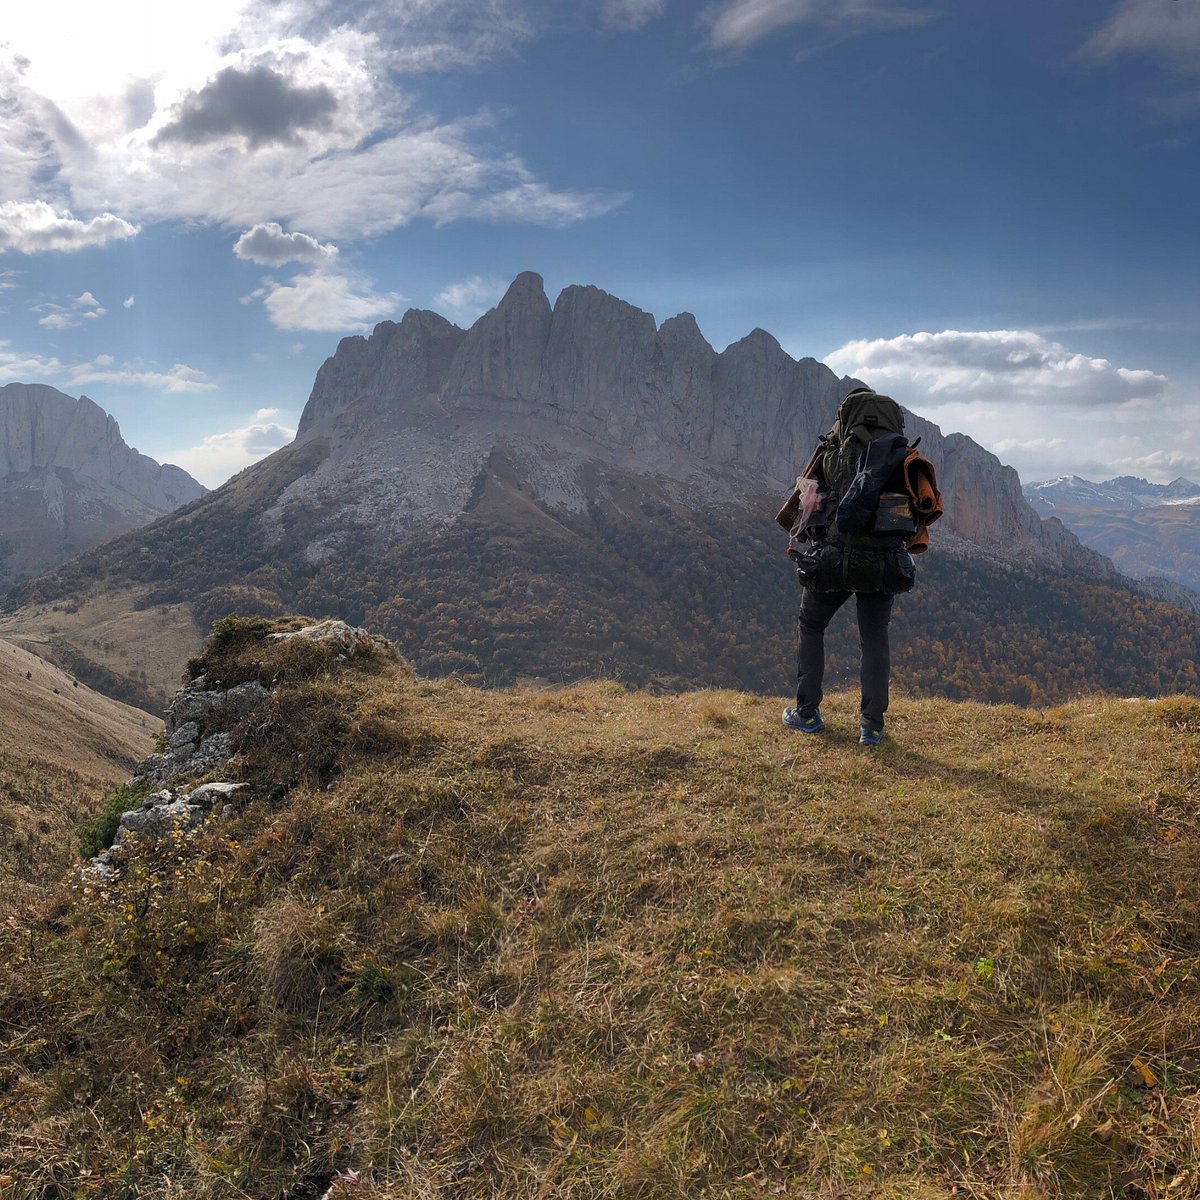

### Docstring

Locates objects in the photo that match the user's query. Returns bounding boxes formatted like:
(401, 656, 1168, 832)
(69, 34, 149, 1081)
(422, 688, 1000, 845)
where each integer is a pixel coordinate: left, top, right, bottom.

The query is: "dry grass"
(0, 621, 1198, 1198)
(0, 636, 156, 914)
(253, 894, 351, 1013)
(0, 587, 202, 709)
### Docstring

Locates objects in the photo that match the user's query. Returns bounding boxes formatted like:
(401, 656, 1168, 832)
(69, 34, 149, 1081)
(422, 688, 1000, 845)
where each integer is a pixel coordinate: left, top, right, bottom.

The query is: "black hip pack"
(790, 540, 915, 595)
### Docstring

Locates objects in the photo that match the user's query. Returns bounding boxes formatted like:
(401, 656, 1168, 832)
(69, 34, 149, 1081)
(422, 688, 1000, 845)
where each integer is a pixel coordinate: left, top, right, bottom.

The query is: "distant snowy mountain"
(1024, 474, 1200, 516)
(1023, 473, 1200, 591)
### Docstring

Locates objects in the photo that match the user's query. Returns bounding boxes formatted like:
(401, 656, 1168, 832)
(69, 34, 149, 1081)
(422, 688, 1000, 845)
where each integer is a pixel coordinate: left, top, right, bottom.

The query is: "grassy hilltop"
(2, 621, 1199, 1198)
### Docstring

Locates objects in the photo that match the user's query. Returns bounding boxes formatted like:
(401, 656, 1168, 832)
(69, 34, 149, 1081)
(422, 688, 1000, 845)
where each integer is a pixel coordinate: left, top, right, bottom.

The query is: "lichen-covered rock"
(267, 618, 391, 658)
(168, 721, 200, 750)
(166, 680, 269, 737)
(90, 781, 247, 875)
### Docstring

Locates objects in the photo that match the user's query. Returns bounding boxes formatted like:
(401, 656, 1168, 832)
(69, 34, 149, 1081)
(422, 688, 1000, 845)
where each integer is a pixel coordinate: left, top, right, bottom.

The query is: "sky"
(1, 0, 1198, 488)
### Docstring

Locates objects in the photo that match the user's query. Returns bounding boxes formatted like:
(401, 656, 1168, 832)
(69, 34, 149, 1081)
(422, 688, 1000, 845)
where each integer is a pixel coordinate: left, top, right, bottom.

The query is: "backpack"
(821, 388, 907, 504)
(788, 388, 917, 594)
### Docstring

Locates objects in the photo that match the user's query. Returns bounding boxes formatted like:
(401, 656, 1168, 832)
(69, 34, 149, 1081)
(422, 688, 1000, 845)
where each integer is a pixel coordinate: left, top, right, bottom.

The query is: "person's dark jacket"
(834, 432, 911, 535)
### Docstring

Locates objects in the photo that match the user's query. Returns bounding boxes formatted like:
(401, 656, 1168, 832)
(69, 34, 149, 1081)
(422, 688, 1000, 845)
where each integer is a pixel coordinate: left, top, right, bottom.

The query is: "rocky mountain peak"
(298, 309, 465, 435)
(499, 270, 550, 310)
(0, 382, 206, 591)
(658, 311, 712, 351)
(276, 271, 1152, 588)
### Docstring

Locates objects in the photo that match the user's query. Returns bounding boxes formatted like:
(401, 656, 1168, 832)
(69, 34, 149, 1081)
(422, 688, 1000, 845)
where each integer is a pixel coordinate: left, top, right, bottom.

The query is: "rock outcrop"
(85, 619, 402, 877)
(0, 383, 206, 590)
(287, 271, 1116, 579)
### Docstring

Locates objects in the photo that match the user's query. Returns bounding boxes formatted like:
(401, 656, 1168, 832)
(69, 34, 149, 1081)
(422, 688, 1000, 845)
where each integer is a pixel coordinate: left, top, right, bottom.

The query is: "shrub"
(77, 783, 149, 859)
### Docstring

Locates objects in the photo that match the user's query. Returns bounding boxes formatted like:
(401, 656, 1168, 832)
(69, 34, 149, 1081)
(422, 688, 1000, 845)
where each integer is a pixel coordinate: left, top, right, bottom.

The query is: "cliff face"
(0, 383, 206, 590)
(290, 271, 1110, 578)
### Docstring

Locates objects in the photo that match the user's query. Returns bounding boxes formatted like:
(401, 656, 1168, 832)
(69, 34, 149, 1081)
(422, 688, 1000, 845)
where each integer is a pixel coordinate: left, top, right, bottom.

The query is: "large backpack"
(821, 388, 907, 504)
(790, 388, 916, 594)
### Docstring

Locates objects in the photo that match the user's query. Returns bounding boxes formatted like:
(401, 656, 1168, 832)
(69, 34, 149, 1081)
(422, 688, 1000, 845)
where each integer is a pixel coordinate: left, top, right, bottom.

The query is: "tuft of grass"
(184, 612, 401, 691)
(253, 894, 349, 1013)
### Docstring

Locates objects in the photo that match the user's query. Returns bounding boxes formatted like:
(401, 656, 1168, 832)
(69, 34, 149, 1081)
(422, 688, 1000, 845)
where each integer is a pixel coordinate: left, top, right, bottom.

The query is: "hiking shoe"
(859, 725, 884, 747)
(783, 707, 825, 734)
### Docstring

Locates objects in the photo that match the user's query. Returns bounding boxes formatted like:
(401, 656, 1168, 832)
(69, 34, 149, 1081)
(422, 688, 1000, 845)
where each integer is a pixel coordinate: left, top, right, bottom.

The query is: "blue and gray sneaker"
(859, 725, 885, 747)
(783, 706, 825, 734)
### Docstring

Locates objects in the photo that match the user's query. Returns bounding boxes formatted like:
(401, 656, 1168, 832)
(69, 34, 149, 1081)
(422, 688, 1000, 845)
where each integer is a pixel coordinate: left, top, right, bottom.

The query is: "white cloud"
(826, 328, 1167, 408)
(122, 295, 135, 308)
(254, 406, 280, 418)
(0, 341, 213, 393)
(67, 358, 216, 393)
(421, 177, 625, 230)
(234, 222, 338, 266)
(1081, 0, 1200, 71)
(826, 327, 1189, 485)
(167, 414, 296, 487)
(0, 342, 63, 380)
(260, 269, 403, 333)
(603, 0, 669, 30)
(34, 289, 105, 329)
(0, 3, 622, 243)
(0, 201, 139, 254)
(702, 0, 928, 51)
(434, 275, 508, 324)
(1117, 447, 1200, 479)
(38, 311, 77, 330)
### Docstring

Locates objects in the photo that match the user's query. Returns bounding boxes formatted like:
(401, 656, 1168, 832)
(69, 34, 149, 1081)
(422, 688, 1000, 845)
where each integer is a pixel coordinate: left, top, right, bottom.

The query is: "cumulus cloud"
(434, 275, 509, 323)
(34, 290, 105, 329)
(0, 3, 622, 243)
(67, 358, 216, 393)
(1118, 447, 1200, 479)
(37, 308, 77, 330)
(167, 413, 297, 488)
(123, 295, 135, 308)
(233, 222, 338, 266)
(823, 327, 1198, 485)
(156, 65, 337, 148)
(1081, 0, 1200, 71)
(0, 201, 139, 254)
(0, 342, 62, 380)
(826, 328, 1167, 408)
(702, 0, 928, 51)
(260, 269, 403, 333)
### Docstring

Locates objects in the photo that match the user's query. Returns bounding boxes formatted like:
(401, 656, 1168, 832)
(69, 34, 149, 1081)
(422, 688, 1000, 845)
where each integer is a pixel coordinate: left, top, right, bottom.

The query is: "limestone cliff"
(290, 271, 1116, 579)
(0, 383, 206, 590)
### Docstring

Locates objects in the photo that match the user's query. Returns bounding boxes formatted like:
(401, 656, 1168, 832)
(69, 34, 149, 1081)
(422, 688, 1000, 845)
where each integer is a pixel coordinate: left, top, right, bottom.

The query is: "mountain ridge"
(3, 272, 1198, 708)
(0, 382, 206, 591)
(1024, 472, 1200, 592)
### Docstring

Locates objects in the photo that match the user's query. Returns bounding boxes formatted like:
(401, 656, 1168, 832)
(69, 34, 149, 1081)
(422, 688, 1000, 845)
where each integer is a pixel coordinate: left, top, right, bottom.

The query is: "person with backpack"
(774, 387, 942, 746)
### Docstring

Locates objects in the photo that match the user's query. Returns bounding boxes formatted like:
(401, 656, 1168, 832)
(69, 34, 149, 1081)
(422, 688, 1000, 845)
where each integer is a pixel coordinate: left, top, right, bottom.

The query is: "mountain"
(4, 273, 1198, 709)
(3, 617, 1198, 1196)
(1024, 474, 1200, 591)
(1025, 474, 1200, 513)
(0, 382, 206, 592)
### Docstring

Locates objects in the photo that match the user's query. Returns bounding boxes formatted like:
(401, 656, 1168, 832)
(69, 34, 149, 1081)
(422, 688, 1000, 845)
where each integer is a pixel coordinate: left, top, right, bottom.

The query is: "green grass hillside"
(2, 622, 1199, 1198)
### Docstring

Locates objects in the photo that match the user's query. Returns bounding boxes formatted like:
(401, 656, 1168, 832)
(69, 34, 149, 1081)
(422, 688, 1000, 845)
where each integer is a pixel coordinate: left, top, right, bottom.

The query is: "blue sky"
(1, 0, 1198, 486)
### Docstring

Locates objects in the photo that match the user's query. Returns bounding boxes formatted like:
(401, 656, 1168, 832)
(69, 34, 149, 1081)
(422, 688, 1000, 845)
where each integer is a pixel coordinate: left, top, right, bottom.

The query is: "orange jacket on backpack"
(775, 443, 943, 553)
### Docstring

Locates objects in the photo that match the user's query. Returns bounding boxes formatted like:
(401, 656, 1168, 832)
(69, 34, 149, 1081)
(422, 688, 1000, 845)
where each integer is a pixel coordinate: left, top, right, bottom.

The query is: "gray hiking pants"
(795, 589, 894, 730)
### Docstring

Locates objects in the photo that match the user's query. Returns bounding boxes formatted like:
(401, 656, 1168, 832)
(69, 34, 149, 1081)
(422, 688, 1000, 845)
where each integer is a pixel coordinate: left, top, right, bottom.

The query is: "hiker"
(775, 387, 942, 746)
